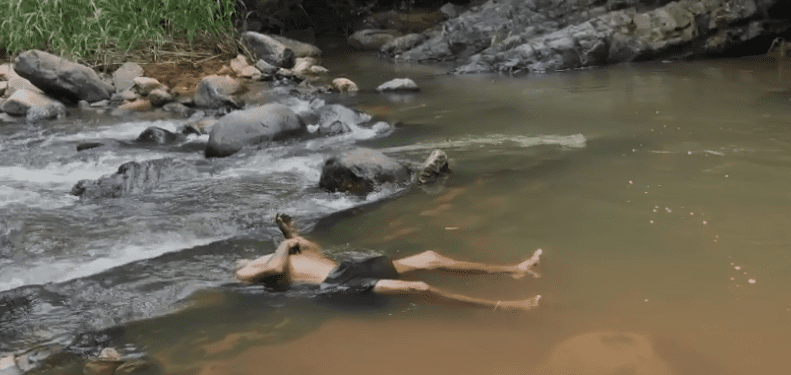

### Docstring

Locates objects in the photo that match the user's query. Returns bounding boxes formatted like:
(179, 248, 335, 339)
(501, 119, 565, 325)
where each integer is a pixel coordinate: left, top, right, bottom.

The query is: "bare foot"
(512, 249, 542, 279)
(275, 213, 298, 239)
(497, 295, 541, 312)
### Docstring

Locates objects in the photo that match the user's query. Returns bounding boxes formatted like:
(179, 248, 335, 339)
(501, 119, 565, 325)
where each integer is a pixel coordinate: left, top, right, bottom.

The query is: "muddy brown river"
(2, 49, 790, 375)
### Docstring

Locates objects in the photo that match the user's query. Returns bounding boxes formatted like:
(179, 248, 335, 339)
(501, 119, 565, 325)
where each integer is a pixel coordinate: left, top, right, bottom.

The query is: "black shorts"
(320, 255, 399, 294)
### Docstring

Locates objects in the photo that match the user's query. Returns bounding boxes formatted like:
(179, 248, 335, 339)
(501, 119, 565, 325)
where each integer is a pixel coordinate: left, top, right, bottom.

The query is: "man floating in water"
(236, 214, 542, 312)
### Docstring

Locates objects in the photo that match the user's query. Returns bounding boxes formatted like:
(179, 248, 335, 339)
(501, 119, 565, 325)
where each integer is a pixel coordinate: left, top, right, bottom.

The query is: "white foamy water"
(0, 234, 226, 292)
(383, 133, 587, 153)
(50, 120, 184, 144)
(0, 150, 189, 208)
(217, 151, 325, 181)
(0, 185, 78, 209)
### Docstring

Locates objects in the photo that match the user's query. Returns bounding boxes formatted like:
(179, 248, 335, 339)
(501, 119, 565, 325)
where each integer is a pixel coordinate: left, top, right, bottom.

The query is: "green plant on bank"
(0, 0, 239, 67)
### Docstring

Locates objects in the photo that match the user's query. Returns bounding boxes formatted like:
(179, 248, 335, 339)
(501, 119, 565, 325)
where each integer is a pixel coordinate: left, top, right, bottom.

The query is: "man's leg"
(372, 280, 540, 312)
(276, 213, 298, 239)
(275, 213, 322, 253)
(392, 249, 542, 279)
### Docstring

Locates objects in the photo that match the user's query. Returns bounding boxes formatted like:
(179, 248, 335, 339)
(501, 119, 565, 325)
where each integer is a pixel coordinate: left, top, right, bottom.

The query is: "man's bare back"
(236, 214, 542, 312)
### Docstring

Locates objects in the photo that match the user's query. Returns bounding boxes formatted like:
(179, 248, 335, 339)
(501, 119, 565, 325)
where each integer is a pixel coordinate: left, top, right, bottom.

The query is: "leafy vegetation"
(0, 0, 239, 66)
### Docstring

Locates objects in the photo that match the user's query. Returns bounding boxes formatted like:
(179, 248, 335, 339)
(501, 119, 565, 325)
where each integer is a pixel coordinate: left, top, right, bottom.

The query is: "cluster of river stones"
(0, 30, 447, 203)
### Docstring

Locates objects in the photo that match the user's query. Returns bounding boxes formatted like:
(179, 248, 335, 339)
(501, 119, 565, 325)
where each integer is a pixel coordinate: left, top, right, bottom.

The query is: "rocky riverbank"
(343, 0, 791, 73)
(0, 30, 445, 194)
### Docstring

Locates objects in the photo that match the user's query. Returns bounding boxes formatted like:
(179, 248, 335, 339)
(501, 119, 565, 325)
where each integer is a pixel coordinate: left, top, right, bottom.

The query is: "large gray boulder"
(193, 75, 242, 109)
(13, 50, 113, 102)
(71, 159, 198, 199)
(205, 103, 304, 158)
(319, 148, 411, 195)
(242, 32, 295, 68)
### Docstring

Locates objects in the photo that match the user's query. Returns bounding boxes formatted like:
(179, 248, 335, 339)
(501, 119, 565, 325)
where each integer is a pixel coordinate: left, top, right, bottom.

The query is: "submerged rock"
(83, 348, 122, 375)
(76, 142, 105, 152)
(330, 78, 359, 93)
(535, 331, 671, 375)
(205, 103, 304, 158)
(13, 50, 112, 102)
(313, 104, 371, 136)
(319, 148, 412, 195)
(71, 158, 198, 199)
(114, 359, 159, 375)
(136, 127, 185, 145)
(414, 149, 450, 184)
(376, 78, 419, 92)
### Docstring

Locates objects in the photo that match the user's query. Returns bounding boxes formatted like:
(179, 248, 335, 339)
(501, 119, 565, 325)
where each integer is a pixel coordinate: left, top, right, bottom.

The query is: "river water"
(1, 50, 790, 375)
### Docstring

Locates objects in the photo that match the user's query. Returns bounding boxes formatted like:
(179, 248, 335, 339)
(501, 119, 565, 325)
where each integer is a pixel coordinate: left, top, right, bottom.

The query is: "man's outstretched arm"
(236, 239, 300, 283)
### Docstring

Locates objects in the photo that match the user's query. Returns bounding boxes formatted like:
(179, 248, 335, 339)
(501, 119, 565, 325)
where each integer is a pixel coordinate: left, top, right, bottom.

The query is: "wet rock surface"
(0, 88, 65, 121)
(205, 103, 304, 158)
(71, 159, 199, 199)
(376, 78, 420, 92)
(330, 78, 359, 92)
(112, 63, 144, 93)
(414, 149, 450, 184)
(310, 104, 371, 136)
(319, 148, 412, 196)
(269, 35, 322, 58)
(136, 127, 186, 145)
(348, 29, 403, 50)
(242, 32, 296, 68)
(193, 75, 243, 109)
(388, 0, 791, 74)
(13, 50, 113, 102)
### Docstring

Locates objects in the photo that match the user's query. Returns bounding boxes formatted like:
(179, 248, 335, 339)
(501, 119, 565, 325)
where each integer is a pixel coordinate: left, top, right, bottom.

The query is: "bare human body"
(236, 214, 542, 312)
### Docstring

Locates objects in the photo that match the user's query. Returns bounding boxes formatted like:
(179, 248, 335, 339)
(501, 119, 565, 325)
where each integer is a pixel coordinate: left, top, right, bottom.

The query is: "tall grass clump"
(0, 0, 238, 65)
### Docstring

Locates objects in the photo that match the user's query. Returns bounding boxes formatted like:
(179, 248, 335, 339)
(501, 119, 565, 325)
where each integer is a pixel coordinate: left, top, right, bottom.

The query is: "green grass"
(0, 0, 238, 65)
